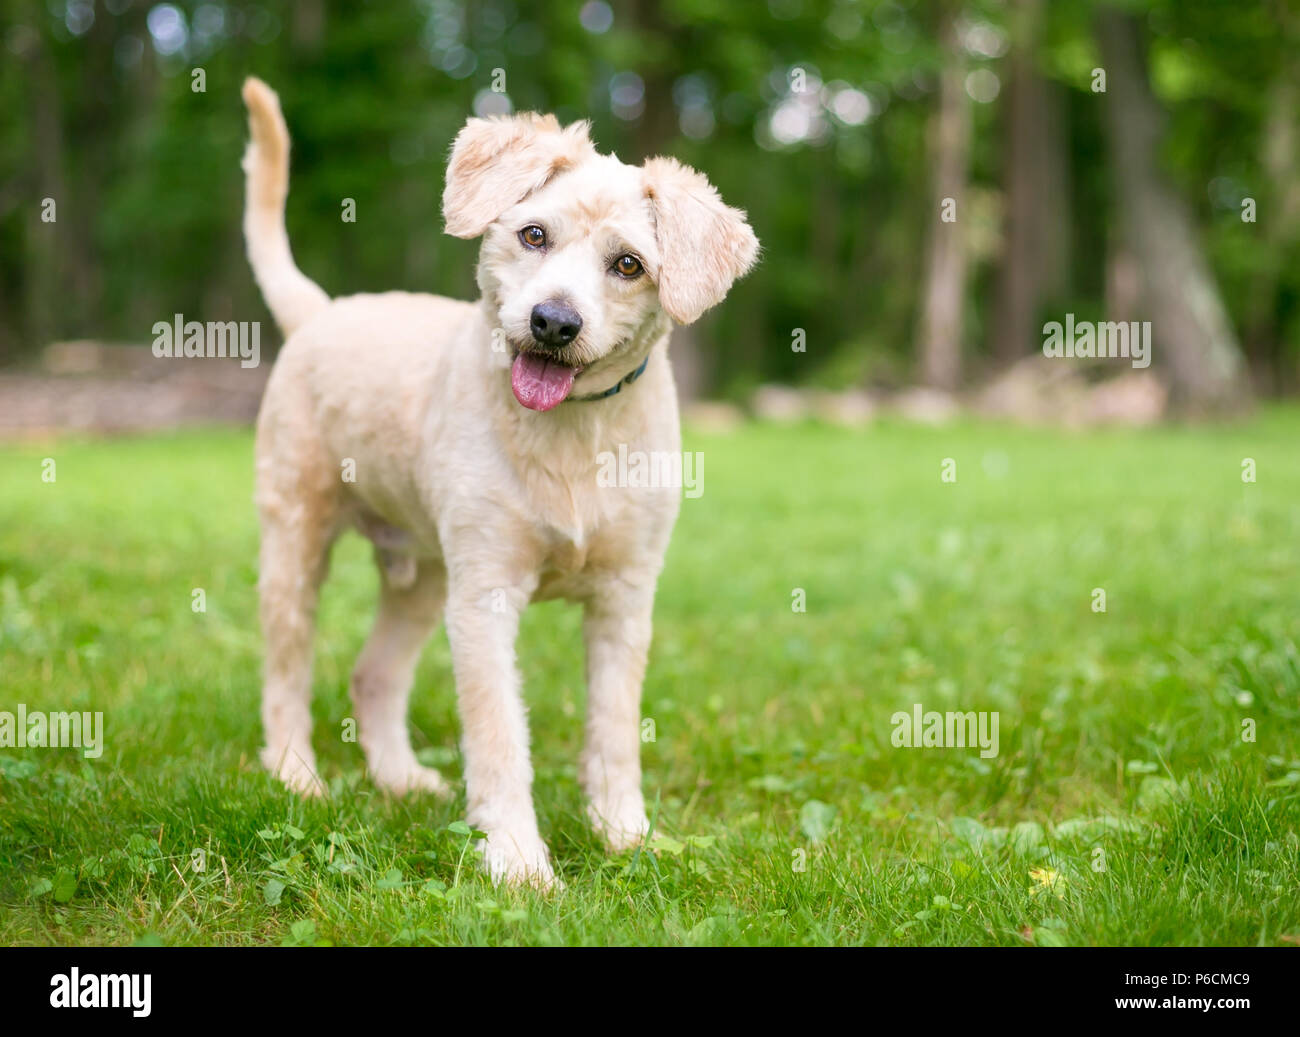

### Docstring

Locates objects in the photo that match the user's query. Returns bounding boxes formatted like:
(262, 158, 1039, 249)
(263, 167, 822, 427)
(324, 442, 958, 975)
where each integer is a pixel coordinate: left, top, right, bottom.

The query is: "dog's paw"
(587, 795, 650, 853)
(370, 761, 451, 798)
(478, 831, 561, 892)
(262, 747, 327, 798)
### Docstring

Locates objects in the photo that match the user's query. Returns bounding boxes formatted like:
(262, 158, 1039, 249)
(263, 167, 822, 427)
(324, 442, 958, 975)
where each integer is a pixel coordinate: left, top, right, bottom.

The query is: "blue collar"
(566, 355, 650, 403)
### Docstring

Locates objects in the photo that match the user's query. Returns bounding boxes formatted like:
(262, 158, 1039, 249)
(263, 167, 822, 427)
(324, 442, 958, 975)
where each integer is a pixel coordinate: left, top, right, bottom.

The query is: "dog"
(241, 77, 757, 888)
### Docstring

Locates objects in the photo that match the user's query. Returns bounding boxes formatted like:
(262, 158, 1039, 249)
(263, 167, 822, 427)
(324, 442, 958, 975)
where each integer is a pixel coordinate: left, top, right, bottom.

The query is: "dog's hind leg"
(255, 433, 339, 796)
(350, 558, 450, 797)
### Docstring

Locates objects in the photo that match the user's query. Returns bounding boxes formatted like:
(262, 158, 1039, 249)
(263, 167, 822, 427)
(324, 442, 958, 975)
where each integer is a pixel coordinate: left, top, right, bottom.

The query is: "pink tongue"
(511, 353, 576, 411)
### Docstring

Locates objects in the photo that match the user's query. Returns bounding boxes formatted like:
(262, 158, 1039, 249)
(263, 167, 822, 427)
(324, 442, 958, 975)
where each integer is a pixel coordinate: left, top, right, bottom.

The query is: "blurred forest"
(1, 0, 1298, 407)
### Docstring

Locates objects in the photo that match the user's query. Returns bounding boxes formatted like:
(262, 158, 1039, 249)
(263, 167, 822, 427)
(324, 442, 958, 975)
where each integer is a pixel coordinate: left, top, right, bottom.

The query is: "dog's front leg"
(581, 580, 655, 852)
(443, 569, 556, 889)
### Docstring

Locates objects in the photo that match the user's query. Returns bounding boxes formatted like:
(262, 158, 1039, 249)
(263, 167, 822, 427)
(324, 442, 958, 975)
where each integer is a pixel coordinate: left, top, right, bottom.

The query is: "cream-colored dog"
(240, 78, 757, 888)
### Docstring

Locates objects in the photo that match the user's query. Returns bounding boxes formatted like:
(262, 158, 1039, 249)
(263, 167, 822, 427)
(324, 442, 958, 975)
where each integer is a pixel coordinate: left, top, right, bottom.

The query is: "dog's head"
(443, 113, 758, 411)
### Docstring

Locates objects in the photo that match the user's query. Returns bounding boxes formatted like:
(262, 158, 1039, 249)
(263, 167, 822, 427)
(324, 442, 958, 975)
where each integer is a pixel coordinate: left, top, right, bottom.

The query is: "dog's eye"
(613, 254, 643, 278)
(519, 225, 547, 249)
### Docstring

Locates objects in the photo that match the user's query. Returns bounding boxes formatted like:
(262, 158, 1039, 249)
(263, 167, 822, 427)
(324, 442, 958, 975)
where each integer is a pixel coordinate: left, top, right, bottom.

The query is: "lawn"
(1, 410, 1298, 946)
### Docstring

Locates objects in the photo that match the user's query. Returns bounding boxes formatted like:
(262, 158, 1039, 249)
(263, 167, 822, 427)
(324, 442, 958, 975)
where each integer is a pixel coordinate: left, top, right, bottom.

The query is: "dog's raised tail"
(241, 77, 328, 338)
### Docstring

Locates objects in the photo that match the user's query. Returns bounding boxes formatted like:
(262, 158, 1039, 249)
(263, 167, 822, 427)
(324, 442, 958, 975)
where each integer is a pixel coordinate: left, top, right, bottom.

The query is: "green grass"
(1, 409, 1299, 946)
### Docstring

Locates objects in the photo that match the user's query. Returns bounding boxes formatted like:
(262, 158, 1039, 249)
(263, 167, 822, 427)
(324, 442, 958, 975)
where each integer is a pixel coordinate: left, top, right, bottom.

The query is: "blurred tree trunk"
(1095, 7, 1250, 411)
(628, 0, 677, 163)
(23, 28, 67, 355)
(917, 6, 970, 391)
(1105, 239, 1143, 327)
(628, 0, 709, 398)
(1245, 55, 1300, 394)
(992, 0, 1069, 365)
(291, 0, 325, 48)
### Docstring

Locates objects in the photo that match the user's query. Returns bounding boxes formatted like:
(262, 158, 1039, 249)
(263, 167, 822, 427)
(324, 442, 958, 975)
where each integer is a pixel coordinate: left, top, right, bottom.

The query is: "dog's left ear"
(643, 157, 759, 325)
(443, 113, 595, 238)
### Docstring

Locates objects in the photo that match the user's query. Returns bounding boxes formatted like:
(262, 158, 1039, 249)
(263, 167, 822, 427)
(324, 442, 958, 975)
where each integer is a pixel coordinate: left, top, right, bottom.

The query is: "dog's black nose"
(530, 299, 583, 348)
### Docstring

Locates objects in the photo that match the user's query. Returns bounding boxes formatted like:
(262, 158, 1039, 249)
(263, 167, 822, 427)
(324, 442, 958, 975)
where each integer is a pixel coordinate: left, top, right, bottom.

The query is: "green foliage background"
(0, 0, 1297, 393)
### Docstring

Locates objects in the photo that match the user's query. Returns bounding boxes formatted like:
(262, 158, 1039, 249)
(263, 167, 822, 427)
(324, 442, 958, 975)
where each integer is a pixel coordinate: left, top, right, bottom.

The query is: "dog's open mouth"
(511, 351, 583, 411)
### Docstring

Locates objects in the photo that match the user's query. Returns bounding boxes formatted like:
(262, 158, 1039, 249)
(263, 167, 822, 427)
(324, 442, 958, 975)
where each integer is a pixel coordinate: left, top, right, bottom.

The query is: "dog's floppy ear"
(443, 114, 595, 238)
(643, 156, 759, 325)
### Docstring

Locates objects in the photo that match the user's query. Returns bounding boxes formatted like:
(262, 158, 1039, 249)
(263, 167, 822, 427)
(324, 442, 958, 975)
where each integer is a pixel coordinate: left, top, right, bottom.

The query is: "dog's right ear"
(442, 114, 595, 238)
